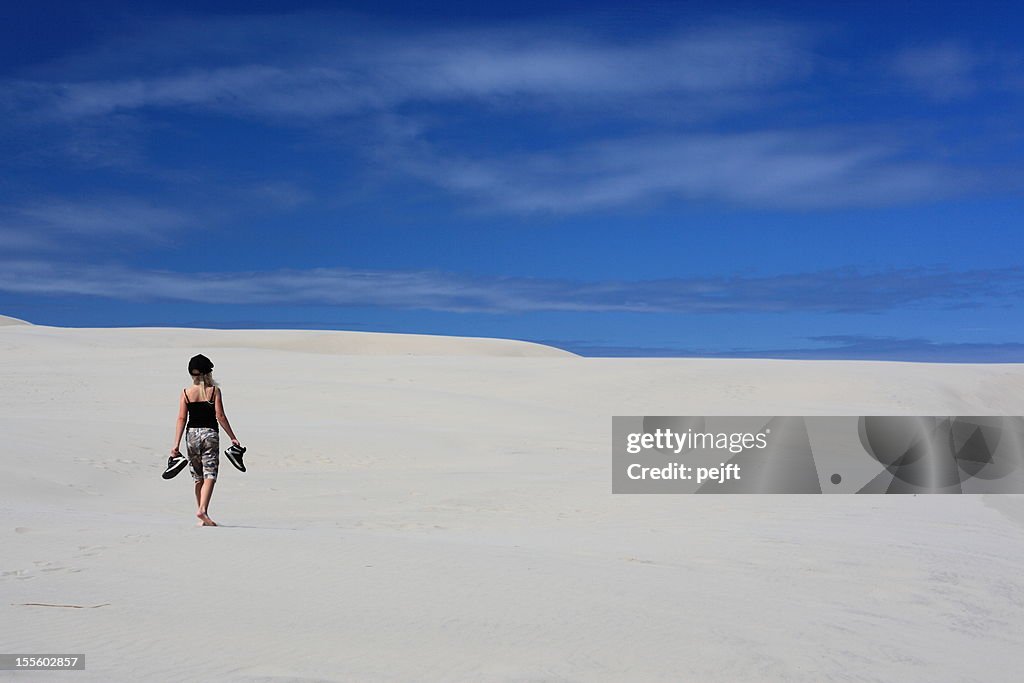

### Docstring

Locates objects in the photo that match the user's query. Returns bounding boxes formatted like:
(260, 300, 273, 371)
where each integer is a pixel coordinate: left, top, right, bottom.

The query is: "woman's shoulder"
(183, 386, 220, 397)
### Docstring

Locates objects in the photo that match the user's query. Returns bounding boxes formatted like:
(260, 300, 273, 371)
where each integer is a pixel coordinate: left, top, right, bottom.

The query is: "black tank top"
(185, 387, 219, 430)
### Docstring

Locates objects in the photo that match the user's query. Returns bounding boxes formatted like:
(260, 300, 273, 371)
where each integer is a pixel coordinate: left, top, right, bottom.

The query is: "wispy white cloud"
(2, 12, 1019, 216)
(0, 111, 147, 171)
(2, 20, 813, 122)
(0, 260, 1019, 314)
(233, 181, 314, 209)
(892, 42, 979, 101)
(382, 22, 811, 99)
(0, 229, 50, 250)
(391, 129, 970, 211)
(0, 189, 318, 253)
(12, 66, 374, 120)
(890, 41, 1024, 101)
(0, 198, 193, 251)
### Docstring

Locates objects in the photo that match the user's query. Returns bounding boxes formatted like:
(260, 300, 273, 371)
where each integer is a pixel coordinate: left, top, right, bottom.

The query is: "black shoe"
(225, 444, 247, 472)
(162, 454, 189, 480)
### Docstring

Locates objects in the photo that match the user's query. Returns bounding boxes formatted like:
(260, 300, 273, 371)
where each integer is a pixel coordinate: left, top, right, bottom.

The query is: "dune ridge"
(0, 315, 575, 357)
(0, 313, 31, 326)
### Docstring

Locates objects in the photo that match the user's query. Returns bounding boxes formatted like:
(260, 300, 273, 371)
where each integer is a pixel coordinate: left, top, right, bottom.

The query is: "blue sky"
(1, 0, 1022, 360)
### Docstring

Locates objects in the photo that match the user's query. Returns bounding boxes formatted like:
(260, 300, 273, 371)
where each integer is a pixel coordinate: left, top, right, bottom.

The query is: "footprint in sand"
(35, 561, 79, 574)
(2, 569, 34, 580)
(623, 557, 675, 568)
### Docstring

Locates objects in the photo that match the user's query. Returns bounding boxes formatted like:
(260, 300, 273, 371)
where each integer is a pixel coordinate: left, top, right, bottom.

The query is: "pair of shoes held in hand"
(162, 444, 247, 479)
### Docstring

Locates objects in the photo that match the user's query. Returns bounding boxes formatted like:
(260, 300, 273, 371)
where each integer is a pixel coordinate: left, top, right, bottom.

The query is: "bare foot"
(196, 511, 218, 527)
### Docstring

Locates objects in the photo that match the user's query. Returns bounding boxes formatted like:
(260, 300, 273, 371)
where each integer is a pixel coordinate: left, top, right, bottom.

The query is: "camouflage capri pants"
(186, 427, 220, 482)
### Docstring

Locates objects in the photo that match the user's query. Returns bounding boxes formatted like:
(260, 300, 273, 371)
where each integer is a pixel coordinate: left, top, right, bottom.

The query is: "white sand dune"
(2, 318, 1023, 682)
(0, 319, 576, 357)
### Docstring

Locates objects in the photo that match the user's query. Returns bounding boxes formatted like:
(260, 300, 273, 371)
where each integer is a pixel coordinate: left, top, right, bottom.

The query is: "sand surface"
(2, 318, 1024, 682)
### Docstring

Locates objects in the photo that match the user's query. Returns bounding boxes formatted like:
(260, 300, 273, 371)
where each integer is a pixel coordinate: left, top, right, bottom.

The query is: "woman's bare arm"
(171, 391, 187, 454)
(214, 388, 239, 443)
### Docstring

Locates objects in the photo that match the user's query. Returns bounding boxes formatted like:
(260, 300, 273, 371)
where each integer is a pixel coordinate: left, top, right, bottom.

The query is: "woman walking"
(170, 354, 242, 526)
